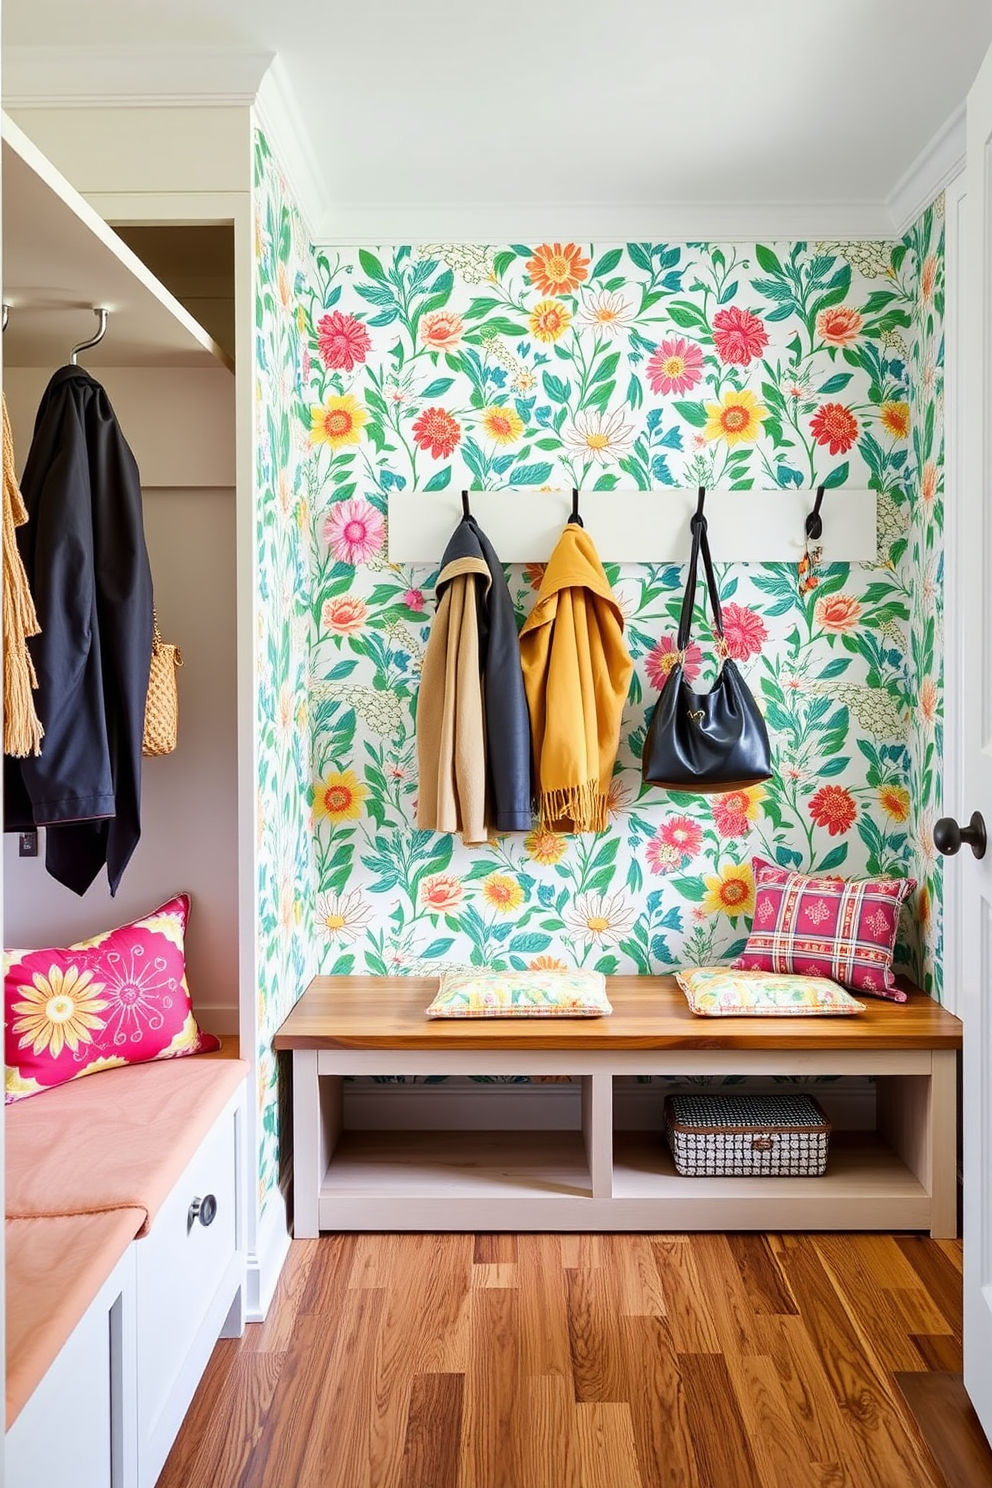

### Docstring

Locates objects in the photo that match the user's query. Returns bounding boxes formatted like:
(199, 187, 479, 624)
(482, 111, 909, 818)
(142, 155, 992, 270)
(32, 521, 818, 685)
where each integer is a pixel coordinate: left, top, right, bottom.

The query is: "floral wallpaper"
(251, 128, 944, 1159)
(253, 129, 317, 1211)
(300, 229, 942, 994)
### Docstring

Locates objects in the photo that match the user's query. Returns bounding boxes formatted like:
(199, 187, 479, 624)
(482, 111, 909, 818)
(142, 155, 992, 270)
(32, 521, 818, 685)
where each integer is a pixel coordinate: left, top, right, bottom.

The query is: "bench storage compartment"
(664, 1093, 831, 1177)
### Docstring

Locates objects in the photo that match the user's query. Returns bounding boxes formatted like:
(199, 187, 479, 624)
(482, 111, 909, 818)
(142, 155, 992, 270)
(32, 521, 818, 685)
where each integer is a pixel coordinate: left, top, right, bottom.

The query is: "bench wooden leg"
(292, 1051, 323, 1238)
(929, 1049, 958, 1239)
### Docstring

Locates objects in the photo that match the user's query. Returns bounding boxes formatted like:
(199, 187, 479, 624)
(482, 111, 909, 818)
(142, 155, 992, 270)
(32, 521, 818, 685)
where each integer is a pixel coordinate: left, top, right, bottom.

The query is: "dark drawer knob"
(187, 1193, 218, 1231)
(933, 811, 987, 860)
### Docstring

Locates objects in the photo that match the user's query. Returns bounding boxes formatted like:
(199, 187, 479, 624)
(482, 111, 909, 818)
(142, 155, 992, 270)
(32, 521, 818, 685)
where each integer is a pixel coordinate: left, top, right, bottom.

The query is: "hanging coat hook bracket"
(69, 308, 109, 365)
(1, 304, 9, 333)
(805, 484, 825, 541)
(461, 489, 472, 519)
(569, 488, 584, 527)
(690, 485, 707, 533)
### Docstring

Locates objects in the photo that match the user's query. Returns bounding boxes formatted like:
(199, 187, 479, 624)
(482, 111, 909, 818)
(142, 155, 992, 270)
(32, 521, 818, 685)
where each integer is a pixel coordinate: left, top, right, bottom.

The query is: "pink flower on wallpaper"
(711, 306, 769, 366)
(316, 311, 372, 372)
(322, 498, 385, 565)
(403, 588, 426, 612)
(649, 814, 704, 870)
(646, 636, 703, 690)
(720, 603, 768, 661)
(646, 337, 704, 396)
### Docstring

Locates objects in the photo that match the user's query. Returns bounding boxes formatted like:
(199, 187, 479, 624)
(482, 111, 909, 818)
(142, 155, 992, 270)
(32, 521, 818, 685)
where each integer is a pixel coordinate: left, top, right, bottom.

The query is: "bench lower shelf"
(314, 1130, 933, 1232)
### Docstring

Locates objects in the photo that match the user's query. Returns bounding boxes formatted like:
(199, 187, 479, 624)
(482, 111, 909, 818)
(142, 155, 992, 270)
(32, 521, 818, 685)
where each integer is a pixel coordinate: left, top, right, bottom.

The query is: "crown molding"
(1, 45, 272, 108)
(887, 103, 966, 235)
(312, 197, 898, 247)
(253, 59, 323, 243)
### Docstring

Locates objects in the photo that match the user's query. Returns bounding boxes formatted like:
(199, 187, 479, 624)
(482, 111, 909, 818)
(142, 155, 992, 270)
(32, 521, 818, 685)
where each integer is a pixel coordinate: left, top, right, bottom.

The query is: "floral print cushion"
(426, 969, 612, 1018)
(733, 857, 916, 1000)
(4, 894, 220, 1103)
(676, 965, 865, 1017)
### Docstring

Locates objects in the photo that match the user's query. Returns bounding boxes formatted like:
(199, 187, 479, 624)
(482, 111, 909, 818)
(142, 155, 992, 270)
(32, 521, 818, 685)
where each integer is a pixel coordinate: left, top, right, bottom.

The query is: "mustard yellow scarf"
(519, 524, 632, 833)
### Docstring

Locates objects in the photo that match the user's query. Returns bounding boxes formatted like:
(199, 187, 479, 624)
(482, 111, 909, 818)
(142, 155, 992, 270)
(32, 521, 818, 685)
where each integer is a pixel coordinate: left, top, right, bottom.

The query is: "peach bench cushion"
(5, 1210, 142, 1429)
(5, 1043, 248, 1429)
(6, 1039, 247, 1235)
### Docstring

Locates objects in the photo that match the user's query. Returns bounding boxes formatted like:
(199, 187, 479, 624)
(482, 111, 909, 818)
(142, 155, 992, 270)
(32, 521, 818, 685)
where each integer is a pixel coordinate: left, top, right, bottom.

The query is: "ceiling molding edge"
(253, 60, 324, 245)
(887, 104, 966, 236)
(313, 199, 898, 247)
(1, 44, 273, 109)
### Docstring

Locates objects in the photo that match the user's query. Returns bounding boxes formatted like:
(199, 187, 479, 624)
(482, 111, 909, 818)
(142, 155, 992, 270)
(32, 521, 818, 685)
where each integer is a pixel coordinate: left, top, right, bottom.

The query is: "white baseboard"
(245, 1187, 292, 1323)
(343, 1077, 875, 1134)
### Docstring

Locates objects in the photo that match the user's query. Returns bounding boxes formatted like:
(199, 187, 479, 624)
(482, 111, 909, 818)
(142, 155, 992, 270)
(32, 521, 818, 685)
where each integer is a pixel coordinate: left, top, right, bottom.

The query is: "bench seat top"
(273, 975, 962, 1053)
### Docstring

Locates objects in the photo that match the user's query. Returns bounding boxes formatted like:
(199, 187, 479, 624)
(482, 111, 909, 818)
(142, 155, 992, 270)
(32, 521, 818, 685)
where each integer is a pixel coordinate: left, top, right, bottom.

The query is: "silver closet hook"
(69, 308, 109, 365)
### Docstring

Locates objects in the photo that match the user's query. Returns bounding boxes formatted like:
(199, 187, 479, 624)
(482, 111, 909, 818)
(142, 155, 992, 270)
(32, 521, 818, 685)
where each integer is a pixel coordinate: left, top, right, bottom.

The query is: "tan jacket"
(416, 554, 491, 845)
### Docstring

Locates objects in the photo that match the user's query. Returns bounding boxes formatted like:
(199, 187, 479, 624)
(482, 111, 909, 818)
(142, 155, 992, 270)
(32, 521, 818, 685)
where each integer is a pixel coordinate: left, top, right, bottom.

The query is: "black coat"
(436, 515, 533, 830)
(5, 366, 153, 895)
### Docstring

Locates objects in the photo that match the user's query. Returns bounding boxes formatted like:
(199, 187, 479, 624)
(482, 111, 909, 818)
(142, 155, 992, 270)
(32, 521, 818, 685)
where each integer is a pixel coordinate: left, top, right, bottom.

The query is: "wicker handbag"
(142, 610, 183, 757)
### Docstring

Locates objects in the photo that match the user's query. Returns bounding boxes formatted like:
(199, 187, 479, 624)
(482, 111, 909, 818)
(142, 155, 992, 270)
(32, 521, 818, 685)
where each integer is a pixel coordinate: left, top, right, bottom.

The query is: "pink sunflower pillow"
(733, 857, 916, 1001)
(4, 893, 220, 1103)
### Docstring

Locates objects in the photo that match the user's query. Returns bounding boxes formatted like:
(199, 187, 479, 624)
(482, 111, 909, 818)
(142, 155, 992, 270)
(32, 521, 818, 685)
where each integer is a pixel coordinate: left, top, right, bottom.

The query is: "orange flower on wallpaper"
(814, 593, 862, 633)
(525, 241, 590, 296)
(808, 785, 857, 836)
(480, 405, 524, 444)
(313, 770, 367, 824)
(420, 310, 464, 351)
(321, 596, 368, 635)
(419, 874, 464, 914)
(816, 305, 864, 347)
(879, 401, 910, 439)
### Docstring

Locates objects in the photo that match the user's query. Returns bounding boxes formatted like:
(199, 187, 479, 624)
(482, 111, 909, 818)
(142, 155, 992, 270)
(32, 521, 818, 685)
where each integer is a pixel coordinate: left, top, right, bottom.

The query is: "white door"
(953, 40, 992, 1443)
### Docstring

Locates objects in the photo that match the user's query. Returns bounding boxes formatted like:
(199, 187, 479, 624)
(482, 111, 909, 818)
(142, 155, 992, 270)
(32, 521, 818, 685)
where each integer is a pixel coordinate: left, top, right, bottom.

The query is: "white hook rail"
(387, 487, 878, 565)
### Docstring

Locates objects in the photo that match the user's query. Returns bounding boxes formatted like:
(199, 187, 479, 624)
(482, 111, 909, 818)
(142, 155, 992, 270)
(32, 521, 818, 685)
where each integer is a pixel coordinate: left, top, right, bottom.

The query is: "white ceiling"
(4, 0, 992, 240)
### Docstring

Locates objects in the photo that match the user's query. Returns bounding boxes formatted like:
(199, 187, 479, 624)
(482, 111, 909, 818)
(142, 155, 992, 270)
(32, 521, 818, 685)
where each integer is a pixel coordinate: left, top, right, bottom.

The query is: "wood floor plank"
(726, 1232, 799, 1316)
(471, 1262, 518, 1288)
(459, 1287, 519, 1488)
(781, 1238, 946, 1487)
(621, 1314, 700, 1488)
(730, 1352, 826, 1488)
(303, 1287, 387, 1488)
(517, 1233, 572, 1380)
(886, 1284, 958, 1341)
(911, 1332, 964, 1373)
(154, 1339, 242, 1488)
(566, 1264, 629, 1403)
(561, 1233, 607, 1268)
(474, 1233, 517, 1264)
(679, 1353, 762, 1488)
(157, 1353, 283, 1488)
(520, 1374, 582, 1488)
(813, 1233, 932, 1373)
(608, 1231, 669, 1318)
(895, 1372, 992, 1488)
(690, 1232, 764, 1357)
(574, 1402, 644, 1488)
(895, 1236, 964, 1335)
(398, 1373, 464, 1488)
(247, 1238, 320, 1352)
(651, 1238, 721, 1354)
(297, 1232, 359, 1316)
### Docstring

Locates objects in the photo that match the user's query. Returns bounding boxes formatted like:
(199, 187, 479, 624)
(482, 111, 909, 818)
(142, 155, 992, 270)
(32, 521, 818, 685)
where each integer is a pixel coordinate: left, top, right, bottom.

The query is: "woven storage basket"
(664, 1093, 831, 1177)
(142, 611, 183, 757)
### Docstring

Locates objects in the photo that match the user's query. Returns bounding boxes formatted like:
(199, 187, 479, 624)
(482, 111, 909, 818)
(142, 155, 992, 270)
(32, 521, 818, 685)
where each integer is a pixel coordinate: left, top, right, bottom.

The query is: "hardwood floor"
(157, 1231, 992, 1488)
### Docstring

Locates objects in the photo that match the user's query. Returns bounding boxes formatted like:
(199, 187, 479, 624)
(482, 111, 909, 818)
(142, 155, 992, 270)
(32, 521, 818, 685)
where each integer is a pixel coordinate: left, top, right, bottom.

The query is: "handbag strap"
(676, 494, 724, 652)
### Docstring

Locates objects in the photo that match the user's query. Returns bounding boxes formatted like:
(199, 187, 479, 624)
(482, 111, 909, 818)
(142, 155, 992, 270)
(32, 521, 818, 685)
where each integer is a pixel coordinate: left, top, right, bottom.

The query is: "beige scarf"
(2, 394, 44, 756)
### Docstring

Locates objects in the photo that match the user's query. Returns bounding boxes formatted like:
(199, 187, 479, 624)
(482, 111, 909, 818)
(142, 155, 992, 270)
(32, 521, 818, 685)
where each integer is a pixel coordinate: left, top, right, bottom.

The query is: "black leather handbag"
(642, 494, 772, 794)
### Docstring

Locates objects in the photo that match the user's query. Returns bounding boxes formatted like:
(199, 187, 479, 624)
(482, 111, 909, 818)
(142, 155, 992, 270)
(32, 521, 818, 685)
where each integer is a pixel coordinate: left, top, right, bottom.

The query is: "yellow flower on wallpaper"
(703, 388, 767, 447)
(481, 873, 525, 913)
(480, 405, 525, 445)
(879, 400, 911, 439)
(310, 393, 367, 449)
(529, 299, 572, 343)
(525, 827, 568, 865)
(878, 784, 911, 822)
(702, 863, 755, 918)
(313, 769, 368, 823)
(11, 965, 108, 1058)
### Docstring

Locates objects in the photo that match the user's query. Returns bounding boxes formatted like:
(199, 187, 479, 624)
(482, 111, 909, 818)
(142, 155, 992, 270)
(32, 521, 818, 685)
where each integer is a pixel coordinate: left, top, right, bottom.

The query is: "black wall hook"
(569, 488, 584, 527)
(461, 489, 472, 519)
(805, 485, 825, 541)
(690, 485, 707, 532)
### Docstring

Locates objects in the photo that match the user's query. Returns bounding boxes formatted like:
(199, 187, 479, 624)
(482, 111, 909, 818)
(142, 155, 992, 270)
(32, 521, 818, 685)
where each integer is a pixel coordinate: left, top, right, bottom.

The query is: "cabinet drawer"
(134, 1097, 238, 1445)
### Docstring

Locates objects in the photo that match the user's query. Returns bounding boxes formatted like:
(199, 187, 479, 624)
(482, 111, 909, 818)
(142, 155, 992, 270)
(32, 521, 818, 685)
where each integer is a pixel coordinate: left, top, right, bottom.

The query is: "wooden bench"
(274, 975, 962, 1240)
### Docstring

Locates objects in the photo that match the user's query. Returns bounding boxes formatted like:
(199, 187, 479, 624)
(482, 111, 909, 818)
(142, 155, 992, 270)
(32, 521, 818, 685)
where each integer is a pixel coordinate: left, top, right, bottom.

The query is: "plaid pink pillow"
(733, 857, 916, 1001)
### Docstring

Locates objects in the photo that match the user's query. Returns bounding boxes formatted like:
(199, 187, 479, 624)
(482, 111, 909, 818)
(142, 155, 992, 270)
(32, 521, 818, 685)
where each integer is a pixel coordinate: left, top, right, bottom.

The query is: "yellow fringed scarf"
(519, 524, 633, 833)
(2, 394, 44, 757)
